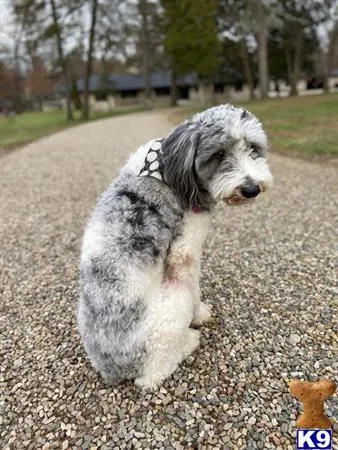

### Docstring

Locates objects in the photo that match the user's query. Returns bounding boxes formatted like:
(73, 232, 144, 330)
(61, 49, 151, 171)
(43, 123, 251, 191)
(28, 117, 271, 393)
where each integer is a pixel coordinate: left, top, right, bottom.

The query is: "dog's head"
(161, 104, 273, 210)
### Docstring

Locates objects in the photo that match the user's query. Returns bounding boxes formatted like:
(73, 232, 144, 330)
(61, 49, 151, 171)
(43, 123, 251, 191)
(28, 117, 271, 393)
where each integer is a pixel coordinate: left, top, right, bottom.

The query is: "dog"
(77, 104, 273, 390)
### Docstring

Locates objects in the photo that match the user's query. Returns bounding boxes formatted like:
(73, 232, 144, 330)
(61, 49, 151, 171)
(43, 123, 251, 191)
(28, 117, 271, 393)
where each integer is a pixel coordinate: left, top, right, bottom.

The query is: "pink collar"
(192, 204, 202, 213)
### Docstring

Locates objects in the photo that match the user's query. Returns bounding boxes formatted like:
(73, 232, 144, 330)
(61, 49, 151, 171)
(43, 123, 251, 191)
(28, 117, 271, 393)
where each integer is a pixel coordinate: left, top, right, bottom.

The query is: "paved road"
(1, 111, 337, 449)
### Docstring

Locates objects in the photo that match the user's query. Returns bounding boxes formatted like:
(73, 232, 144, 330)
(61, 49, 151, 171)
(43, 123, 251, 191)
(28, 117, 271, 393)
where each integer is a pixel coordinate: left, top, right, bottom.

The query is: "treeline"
(2, 0, 338, 119)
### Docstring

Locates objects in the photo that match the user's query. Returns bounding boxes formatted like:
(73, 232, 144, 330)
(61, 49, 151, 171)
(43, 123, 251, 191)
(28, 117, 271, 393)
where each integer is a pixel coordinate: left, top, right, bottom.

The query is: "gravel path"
(1, 111, 337, 450)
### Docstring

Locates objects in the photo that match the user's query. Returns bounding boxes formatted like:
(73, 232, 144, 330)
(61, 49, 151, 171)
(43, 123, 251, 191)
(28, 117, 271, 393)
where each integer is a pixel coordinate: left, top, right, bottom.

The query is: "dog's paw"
(192, 302, 212, 326)
(183, 329, 201, 357)
(134, 375, 161, 392)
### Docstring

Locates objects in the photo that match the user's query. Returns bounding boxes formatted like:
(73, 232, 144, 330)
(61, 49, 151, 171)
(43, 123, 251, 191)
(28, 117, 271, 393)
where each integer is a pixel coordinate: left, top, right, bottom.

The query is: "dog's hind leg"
(135, 280, 199, 390)
(135, 328, 200, 391)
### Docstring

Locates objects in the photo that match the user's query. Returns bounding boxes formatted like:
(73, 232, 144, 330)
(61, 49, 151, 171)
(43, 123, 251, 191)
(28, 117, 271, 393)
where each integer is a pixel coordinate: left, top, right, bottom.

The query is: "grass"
(0, 106, 145, 154)
(172, 93, 338, 157)
(1, 94, 337, 158)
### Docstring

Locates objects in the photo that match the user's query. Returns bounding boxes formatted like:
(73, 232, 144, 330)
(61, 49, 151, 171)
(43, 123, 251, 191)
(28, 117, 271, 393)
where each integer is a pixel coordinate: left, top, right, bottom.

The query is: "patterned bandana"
(138, 138, 165, 181)
(138, 138, 203, 214)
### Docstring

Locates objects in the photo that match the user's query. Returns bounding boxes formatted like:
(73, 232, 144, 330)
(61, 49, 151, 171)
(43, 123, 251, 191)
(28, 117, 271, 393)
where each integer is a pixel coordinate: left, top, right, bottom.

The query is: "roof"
(76, 71, 199, 92)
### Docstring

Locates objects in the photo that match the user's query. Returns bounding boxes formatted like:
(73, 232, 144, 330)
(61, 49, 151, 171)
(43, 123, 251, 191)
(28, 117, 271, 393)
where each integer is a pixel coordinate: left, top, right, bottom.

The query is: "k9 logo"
(296, 429, 332, 450)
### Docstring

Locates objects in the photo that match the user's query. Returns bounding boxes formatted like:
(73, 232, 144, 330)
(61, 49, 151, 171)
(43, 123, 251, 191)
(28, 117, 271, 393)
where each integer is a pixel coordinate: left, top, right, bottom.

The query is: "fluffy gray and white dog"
(77, 104, 273, 390)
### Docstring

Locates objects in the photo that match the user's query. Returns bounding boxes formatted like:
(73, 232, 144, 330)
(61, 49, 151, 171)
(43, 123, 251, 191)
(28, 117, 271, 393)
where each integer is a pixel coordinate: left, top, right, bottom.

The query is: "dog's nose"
(240, 184, 261, 198)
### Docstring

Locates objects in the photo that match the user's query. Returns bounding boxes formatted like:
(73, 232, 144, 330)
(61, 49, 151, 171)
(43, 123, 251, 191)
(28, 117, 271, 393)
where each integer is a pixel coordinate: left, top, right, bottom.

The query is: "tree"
(3, 4, 28, 112)
(0, 62, 18, 110)
(48, 0, 74, 120)
(136, 0, 164, 106)
(12, 0, 87, 119)
(272, 0, 334, 96)
(239, 39, 256, 100)
(327, 21, 338, 78)
(322, 17, 338, 92)
(256, 0, 269, 98)
(162, 0, 220, 106)
(218, 0, 273, 99)
(82, 0, 99, 120)
(26, 58, 55, 108)
(92, 0, 164, 106)
(138, 0, 153, 104)
(12, 0, 78, 119)
(218, 0, 257, 100)
(95, 0, 135, 69)
(267, 27, 288, 86)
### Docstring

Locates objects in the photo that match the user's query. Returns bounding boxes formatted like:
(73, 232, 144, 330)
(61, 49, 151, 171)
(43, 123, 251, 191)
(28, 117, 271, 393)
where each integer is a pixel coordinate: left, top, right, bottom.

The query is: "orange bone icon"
(289, 379, 336, 429)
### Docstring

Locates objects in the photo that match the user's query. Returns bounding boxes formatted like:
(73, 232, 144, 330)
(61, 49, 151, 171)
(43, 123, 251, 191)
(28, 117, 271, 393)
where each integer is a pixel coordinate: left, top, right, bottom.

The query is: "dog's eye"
(249, 144, 261, 159)
(213, 150, 225, 161)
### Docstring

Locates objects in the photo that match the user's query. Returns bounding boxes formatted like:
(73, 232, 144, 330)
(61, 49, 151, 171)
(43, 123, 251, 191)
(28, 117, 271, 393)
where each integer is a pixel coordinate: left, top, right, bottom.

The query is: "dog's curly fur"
(77, 104, 273, 390)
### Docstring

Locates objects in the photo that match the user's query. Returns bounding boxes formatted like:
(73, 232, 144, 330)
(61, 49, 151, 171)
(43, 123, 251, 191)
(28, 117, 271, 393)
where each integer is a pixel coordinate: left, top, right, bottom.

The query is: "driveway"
(1, 111, 337, 449)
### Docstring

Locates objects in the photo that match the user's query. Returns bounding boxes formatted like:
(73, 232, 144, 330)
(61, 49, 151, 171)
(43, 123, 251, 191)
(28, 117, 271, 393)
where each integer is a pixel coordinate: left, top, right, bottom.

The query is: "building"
(71, 70, 244, 110)
(76, 71, 199, 102)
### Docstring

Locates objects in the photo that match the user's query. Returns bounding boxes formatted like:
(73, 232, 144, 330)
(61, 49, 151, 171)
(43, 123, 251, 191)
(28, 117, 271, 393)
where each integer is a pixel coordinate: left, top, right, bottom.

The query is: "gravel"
(1, 111, 337, 449)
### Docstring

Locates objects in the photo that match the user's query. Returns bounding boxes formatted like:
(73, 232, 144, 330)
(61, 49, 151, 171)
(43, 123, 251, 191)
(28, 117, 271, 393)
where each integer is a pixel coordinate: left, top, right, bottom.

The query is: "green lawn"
(1, 95, 337, 157)
(172, 93, 338, 157)
(0, 106, 145, 154)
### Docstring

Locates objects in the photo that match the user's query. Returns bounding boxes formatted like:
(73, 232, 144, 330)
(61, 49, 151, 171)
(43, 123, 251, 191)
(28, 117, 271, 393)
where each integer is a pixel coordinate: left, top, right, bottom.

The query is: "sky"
(0, 0, 14, 50)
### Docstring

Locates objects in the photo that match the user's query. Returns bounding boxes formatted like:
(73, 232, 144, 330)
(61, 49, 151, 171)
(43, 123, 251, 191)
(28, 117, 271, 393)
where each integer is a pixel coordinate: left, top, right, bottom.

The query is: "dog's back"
(77, 171, 183, 383)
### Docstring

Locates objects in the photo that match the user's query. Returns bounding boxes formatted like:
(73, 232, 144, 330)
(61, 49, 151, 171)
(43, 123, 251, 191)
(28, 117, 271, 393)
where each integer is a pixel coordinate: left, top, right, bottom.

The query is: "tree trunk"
(50, 0, 74, 122)
(49, 0, 73, 121)
(290, 28, 303, 97)
(325, 22, 338, 93)
(13, 36, 23, 113)
(71, 78, 82, 110)
(82, 0, 99, 120)
(239, 39, 256, 101)
(139, 0, 152, 107)
(323, 50, 329, 94)
(285, 47, 292, 88)
(209, 76, 216, 106)
(289, 73, 298, 96)
(256, 0, 269, 99)
(170, 65, 178, 106)
(38, 96, 43, 111)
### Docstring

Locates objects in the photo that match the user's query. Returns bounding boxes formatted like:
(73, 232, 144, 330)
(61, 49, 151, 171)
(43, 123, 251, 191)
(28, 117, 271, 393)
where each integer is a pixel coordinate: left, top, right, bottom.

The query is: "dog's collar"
(192, 204, 202, 213)
(138, 139, 165, 181)
(138, 138, 204, 214)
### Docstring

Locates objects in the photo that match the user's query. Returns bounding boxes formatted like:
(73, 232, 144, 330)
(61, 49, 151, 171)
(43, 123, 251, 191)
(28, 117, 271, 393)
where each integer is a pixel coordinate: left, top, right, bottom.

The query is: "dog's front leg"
(166, 211, 212, 326)
(190, 254, 212, 326)
(165, 252, 212, 326)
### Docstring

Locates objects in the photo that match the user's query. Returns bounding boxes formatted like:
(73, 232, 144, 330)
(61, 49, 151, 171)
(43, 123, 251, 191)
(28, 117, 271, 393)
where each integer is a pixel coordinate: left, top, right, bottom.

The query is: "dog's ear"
(161, 121, 205, 210)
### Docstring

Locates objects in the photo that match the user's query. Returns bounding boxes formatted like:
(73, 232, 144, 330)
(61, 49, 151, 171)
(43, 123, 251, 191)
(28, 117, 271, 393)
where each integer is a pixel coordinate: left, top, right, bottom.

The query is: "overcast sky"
(0, 0, 14, 48)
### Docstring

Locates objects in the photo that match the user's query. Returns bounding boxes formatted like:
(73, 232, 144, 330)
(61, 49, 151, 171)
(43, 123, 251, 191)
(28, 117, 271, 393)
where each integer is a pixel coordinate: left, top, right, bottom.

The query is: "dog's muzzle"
(223, 182, 266, 205)
(240, 184, 261, 198)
